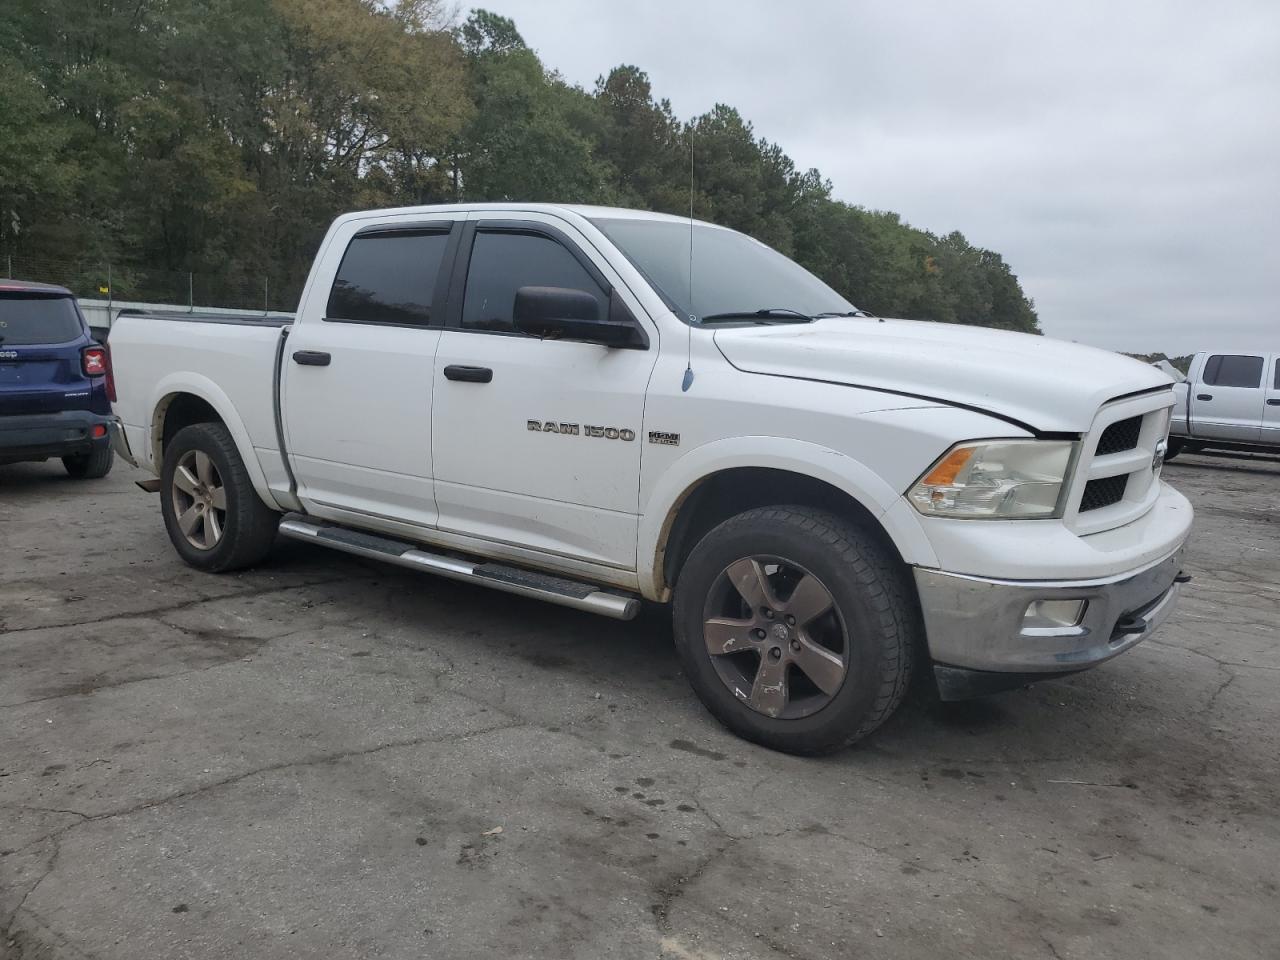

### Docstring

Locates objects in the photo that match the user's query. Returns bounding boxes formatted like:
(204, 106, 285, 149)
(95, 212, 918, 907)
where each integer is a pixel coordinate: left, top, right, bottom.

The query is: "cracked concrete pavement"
(1, 451, 1277, 959)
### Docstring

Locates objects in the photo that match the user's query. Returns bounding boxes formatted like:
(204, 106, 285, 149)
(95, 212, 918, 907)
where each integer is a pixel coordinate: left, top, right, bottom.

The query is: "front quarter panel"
(636, 346, 1029, 597)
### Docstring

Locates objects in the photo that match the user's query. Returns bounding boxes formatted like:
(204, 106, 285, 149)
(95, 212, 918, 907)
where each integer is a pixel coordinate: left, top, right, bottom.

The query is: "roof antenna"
(681, 127, 696, 393)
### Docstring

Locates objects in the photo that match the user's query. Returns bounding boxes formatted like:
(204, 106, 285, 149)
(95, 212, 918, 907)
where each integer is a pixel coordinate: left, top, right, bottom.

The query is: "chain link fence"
(1, 252, 303, 313)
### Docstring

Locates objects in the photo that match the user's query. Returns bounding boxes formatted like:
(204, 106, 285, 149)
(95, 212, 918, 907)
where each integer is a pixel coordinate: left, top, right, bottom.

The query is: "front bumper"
(915, 542, 1187, 700)
(0, 410, 113, 462)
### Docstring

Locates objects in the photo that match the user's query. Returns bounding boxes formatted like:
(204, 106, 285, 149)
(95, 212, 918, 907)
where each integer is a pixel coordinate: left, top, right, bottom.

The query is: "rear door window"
(326, 229, 450, 326)
(1202, 354, 1264, 388)
(461, 231, 607, 333)
(0, 295, 82, 345)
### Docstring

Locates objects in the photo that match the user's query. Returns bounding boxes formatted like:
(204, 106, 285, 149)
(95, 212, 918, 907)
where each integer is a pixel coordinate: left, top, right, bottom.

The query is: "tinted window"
(0, 295, 82, 345)
(326, 230, 449, 326)
(1203, 354, 1263, 388)
(591, 217, 856, 322)
(462, 231, 607, 333)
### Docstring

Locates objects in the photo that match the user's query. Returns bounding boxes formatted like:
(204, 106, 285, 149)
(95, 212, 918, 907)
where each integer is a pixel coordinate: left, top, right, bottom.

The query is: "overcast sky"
(478, 0, 1277, 355)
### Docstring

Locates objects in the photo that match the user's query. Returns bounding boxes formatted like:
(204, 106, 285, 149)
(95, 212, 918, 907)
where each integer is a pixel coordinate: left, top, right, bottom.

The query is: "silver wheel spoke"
(177, 503, 201, 536)
(791, 636, 846, 696)
(195, 451, 214, 486)
(704, 617, 759, 657)
(749, 655, 789, 717)
(726, 558, 779, 610)
(785, 574, 834, 626)
(209, 486, 227, 511)
(204, 510, 222, 548)
(174, 465, 200, 496)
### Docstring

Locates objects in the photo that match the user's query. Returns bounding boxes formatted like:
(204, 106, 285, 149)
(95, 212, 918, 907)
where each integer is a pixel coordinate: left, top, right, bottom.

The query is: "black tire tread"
(63, 443, 113, 479)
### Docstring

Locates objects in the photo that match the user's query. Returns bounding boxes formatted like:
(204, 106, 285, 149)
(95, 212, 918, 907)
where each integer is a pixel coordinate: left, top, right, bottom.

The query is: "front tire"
(672, 506, 918, 755)
(160, 423, 278, 572)
(1164, 438, 1184, 462)
(63, 442, 113, 479)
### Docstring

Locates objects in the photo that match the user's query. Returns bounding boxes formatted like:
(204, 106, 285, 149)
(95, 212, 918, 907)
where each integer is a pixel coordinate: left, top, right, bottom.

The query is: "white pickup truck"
(1167, 351, 1280, 459)
(107, 203, 1193, 754)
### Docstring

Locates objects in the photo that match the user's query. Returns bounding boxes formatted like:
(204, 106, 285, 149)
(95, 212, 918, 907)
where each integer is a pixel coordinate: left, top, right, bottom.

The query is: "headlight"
(908, 440, 1076, 519)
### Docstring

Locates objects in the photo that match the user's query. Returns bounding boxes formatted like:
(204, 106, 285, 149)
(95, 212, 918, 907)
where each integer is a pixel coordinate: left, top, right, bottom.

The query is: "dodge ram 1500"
(107, 203, 1193, 754)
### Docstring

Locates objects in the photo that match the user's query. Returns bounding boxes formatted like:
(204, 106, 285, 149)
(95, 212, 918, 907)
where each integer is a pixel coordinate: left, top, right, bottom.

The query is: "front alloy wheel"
(702, 556, 849, 719)
(672, 506, 917, 755)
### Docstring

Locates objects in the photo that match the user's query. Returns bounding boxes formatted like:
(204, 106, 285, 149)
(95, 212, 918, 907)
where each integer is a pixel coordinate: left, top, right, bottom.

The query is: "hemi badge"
(648, 431, 680, 446)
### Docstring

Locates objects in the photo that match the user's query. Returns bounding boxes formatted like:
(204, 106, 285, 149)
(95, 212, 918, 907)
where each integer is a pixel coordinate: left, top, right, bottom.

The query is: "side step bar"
(277, 514, 641, 621)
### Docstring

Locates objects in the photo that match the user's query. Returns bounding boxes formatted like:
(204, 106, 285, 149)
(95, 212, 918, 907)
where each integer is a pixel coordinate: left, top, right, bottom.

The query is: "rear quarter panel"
(109, 315, 287, 505)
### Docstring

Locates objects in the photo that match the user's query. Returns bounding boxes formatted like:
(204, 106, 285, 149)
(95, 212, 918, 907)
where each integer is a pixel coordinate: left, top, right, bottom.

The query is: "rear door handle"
(444, 365, 493, 383)
(1268, 399, 1280, 406)
(292, 350, 331, 367)
(1196, 393, 1213, 401)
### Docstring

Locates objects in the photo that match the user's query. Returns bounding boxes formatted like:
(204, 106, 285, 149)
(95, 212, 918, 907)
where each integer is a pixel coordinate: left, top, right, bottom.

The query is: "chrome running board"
(277, 514, 640, 621)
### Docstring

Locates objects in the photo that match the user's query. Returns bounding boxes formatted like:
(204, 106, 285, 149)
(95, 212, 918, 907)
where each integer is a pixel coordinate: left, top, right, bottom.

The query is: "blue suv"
(0, 281, 115, 479)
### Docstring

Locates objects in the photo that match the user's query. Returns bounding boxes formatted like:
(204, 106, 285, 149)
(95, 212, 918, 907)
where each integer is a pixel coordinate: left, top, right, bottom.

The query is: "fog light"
(1023, 599, 1086, 629)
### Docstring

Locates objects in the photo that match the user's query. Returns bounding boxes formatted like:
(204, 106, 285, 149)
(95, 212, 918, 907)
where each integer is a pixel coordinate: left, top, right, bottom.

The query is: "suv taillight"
(82, 345, 117, 402)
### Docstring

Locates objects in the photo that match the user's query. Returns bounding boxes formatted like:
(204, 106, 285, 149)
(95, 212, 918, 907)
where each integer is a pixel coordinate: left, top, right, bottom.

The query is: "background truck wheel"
(1164, 438, 1184, 462)
(672, 506, 918, 755)
(62, 442, 114, 479)
(160, 423, 279, 572)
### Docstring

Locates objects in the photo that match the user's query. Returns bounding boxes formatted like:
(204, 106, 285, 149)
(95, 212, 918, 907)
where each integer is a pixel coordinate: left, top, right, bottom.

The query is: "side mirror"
(513, 286, 646, 349)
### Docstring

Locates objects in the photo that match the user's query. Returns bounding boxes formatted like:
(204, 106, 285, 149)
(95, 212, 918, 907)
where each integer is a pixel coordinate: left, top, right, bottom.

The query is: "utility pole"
(264, 276, 269, 315)
(188, 272, 194, 312)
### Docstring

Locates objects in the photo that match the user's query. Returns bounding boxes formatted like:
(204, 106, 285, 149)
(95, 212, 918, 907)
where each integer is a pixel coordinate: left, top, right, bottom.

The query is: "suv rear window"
(0, 294, 83, 346)
(1203, 354, 1264, 388)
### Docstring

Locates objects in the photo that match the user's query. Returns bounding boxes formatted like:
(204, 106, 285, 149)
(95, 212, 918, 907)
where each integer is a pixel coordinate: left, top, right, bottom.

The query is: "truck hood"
(713, 318, 1173, 433)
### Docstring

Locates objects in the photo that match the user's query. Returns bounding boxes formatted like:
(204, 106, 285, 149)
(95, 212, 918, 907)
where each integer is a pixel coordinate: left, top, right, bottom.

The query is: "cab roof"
(0, 279, 75, 296)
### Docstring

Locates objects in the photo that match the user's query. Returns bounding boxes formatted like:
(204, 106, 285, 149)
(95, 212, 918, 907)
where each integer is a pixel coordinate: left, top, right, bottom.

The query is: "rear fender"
(148, 373, 282, 510)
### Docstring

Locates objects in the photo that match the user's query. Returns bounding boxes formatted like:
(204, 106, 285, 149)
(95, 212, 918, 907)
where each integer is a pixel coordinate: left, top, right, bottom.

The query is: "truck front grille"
(1079, 475, 1129, 512)
(1066, 389, 1174, 534)
(1096, 415, 1142, 455)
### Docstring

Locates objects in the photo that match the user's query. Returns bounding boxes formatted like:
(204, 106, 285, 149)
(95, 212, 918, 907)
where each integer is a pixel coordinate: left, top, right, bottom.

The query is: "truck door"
(430, 216, 659, 570)
(1262, 355, 1280, 446)
(282, 216, 458, 528)
(1191, 353, 1265, 443)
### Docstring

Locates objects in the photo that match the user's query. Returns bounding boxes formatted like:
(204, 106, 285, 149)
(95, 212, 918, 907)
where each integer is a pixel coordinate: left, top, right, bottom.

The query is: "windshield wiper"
(812, 310, 876, 319)
(698, 308, 814, 325)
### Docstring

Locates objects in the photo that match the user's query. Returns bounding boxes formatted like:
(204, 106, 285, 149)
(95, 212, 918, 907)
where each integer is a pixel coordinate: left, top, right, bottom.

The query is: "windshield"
(0, 294, 83, 345)
(590, 217, 857, 324)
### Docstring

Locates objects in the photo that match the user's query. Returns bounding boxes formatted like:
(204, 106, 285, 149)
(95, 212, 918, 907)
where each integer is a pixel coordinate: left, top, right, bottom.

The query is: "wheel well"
(155, 393, 223, 463)
(659, 467, 902, 591)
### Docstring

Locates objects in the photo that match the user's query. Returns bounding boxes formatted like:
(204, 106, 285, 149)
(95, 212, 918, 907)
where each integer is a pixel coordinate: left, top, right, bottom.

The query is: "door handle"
(292, 350, 331, 367)
(1196, 393, 1212, 401)
(1268, 399, 1280, 406)
(444, 365, 493, 383)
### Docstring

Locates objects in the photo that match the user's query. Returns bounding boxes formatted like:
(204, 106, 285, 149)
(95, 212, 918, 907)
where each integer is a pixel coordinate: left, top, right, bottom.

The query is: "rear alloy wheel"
(673, 506, 917, 755)
(160, 423, 279, 572)
(171, 449, 227, 550)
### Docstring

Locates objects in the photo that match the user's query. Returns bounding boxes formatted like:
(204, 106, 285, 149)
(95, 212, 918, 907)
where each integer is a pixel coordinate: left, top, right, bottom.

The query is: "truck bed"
(107, 309, 293, 494)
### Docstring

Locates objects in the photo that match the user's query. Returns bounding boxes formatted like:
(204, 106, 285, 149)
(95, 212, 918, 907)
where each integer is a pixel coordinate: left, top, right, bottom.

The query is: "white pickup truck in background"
(1168, 351, 1280, 459)
(106, 203, 1193, 754)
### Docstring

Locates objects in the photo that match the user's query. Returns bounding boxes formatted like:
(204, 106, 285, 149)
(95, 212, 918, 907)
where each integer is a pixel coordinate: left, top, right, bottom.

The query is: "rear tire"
(672, 506, 918, 755)
(160, 423, 278, 572)
(63, 443, 113, 479)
